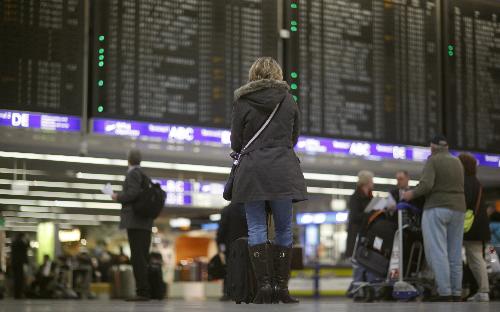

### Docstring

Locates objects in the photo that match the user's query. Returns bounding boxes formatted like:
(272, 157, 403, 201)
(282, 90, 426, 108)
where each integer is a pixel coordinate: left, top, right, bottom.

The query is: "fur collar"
(234, 79, 290, 100)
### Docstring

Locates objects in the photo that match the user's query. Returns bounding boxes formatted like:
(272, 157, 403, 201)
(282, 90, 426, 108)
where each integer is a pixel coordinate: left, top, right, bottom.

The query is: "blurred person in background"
(230, 57, 307, 304)
(458, 153, 490, 302)
(30, 254, 57, 298)
(11, 233, 29, 299)
(216, 202, 248, 301)
(490, 207, 500, 256)
(346, 170, 375, 287)
(111, 149, 153, 301)
(403, 135, 466, 302)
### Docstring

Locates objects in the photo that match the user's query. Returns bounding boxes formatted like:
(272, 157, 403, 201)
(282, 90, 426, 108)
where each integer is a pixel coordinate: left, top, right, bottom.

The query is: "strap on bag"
(232, 101, 281, 165)
(242, 102, 281, 152)
(474, 185, 483, 215)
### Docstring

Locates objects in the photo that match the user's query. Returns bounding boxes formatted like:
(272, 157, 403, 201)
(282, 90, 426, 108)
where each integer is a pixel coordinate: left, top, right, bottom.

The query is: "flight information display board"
(91, 0, 278, 128)
(287, 0, 442, 146)
(0, 0, 85, 116)
(444, 0, 500, 153)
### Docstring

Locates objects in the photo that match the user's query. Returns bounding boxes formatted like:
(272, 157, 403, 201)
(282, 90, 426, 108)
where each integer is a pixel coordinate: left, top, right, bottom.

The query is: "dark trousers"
(127, 229, 152, 297)
(223, 250, 229, 297)
(12, 264, 25, 299)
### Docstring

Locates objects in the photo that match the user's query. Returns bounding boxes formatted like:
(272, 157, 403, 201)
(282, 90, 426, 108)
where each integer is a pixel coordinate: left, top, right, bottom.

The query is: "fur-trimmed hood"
(234, 79, 289, 100)
(234, 79, 290, 112)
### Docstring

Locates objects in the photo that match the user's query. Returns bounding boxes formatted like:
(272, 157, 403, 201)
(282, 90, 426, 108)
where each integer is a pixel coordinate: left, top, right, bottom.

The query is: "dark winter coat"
(118, 167, 154, 231)
(463, 175, 491, 242)
(229, 79, 307, 203)
(345, 189, 372, 258)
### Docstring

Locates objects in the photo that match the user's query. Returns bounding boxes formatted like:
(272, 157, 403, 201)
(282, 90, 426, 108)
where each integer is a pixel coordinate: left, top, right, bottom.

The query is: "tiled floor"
(0, 299, 498, 312)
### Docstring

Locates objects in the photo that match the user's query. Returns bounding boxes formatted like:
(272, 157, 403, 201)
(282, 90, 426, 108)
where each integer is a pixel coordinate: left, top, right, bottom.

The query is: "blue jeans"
(352, 262, 380, 283)
(422, 208, 465, 296)
(244, 200, 293, 247)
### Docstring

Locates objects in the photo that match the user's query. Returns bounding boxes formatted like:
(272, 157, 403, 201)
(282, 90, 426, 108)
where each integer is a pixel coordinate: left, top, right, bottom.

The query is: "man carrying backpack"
(112, 149, 154, 301)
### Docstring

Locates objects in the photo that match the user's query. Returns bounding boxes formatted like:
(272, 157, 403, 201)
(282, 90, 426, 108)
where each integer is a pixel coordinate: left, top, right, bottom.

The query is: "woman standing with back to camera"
(230, 57, 307, 304)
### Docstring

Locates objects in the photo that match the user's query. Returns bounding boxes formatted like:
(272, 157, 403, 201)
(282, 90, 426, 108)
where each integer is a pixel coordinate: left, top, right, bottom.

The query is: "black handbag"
(223, 101, 282, 201)
(207, 253, 226, 281)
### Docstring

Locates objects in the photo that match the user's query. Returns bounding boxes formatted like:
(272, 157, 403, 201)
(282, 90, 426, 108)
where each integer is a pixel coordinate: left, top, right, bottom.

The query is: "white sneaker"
(467, 292, 490, 302)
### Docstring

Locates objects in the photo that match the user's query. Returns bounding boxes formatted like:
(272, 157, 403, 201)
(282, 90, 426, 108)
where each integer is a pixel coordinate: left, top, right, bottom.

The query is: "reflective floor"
(0, 300, 499, 312)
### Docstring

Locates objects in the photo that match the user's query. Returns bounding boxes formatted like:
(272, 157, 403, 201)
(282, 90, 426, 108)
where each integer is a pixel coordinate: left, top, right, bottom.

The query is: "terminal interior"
(1, 0, 500, 303)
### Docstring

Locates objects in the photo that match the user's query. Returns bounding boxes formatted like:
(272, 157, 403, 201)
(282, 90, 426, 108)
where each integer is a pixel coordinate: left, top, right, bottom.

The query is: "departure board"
(91, 0, 278, 127)
(0, 0, 85, 115)
(287, 0, 441, 145)
(444, 0, 500, 153)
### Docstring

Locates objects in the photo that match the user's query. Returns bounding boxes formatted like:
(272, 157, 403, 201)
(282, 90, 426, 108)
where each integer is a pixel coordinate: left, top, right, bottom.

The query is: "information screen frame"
(0, 0, 86, 117)
(443, 0, 500, 153)
(286, 0, 444, 147)
(89, 0, 279, 128)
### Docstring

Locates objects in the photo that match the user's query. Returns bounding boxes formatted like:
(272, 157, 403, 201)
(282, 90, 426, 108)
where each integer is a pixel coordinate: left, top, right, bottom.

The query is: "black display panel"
(444, 0, 500, 153)
(287, 0, 442, 145)
(0, 0, 85, 115)
(91, 0, 278, 127)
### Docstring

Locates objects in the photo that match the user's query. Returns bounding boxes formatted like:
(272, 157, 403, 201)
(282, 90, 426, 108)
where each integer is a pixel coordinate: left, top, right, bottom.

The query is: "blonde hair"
(357, 170, 374, 187)
(248, 57, 283, 82)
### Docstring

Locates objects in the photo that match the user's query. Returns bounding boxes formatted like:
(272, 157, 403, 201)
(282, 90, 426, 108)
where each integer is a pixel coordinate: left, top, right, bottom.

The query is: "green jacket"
(413, 147, 466, 212)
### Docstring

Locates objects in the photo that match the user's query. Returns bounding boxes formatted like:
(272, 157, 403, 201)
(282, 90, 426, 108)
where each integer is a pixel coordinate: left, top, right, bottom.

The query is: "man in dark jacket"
(216, 202, 248, 300)
(112, 149, 153, 301)
(11, 233, 29, 299)
(403, 135, 466, 302)
(390, 171, 424, 209)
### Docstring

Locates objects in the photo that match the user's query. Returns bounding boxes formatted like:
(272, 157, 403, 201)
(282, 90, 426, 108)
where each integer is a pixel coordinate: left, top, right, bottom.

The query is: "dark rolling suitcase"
(149, 263, 167, 300)
(227, 237, 257, 304)
(227, 210, 273, 304)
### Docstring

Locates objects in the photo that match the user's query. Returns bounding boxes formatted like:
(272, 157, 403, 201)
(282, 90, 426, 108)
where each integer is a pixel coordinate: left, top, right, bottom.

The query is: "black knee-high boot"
(249, 243, 273, 304)
(273, 245, 299, 304)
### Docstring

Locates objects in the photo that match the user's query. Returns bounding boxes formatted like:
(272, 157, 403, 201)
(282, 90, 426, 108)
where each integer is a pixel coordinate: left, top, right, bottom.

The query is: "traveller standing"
(346, 170, 376, 285)
(403, 135, 466, 302)
(11, 233, 29, 299)
(230, 57, 307, 304)
(458, 153, 490, 302)
(111, 149, 153, 301)
(490, 210, 500, 256)
(389, 170, 424, 209)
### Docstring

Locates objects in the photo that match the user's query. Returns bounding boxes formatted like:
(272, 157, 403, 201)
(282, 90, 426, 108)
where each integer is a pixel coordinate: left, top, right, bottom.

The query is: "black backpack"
(132, 170, 166, 219)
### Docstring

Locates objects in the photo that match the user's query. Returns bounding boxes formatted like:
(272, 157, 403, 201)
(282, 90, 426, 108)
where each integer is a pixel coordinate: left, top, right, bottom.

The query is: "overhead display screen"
(444, 0, 500, 153)
(91, 0, 278, 128)
(287, 0, 442, 146)
(0, 0, 85, 116)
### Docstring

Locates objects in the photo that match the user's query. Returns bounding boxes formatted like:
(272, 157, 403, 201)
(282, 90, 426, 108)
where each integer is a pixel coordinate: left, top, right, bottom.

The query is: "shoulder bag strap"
(135, 167, 151, 189)
(241, 101, 282, 153)
(474, 185, 483, 215)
